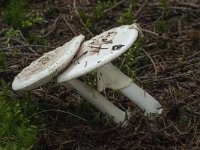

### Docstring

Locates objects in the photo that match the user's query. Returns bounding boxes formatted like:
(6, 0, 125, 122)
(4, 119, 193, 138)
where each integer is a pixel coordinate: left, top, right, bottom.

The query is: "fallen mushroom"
(12, 35, 85, 91)
(12, 34, 128, 125)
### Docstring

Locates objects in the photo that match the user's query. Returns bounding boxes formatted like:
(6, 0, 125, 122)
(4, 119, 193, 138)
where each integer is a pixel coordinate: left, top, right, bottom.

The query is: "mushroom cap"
(57, 24, 138, 83)
(12, 35, 85, 91)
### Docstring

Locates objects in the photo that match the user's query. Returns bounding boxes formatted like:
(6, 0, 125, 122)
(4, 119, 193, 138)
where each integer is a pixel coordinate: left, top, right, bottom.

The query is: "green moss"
(120, 38, 145, 79)
(5, 0, 25, 28)
(78, 0, 117, 31)
(5, 0, 46, 31)
(117, 5, 135, 25)
(0, 80, 45, 149)
(94, 0, 116, 19)
(3, 29, 21, 45)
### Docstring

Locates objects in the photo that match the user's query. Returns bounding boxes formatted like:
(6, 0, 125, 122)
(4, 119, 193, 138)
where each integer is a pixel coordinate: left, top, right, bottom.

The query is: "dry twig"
(61, 15, 78, 36)
(73, 0, 94, 36)
(134, 0, 148, 19)
(142, 48, 158, 79)
(44, 16, 60, 37)
(103, 0, 126, 14)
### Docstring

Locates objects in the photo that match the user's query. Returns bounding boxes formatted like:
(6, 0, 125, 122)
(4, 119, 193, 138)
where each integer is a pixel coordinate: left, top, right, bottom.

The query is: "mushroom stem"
(120, 83, 163, 114)
(63, 79, 129, 125)
(97, 63, 162, 114)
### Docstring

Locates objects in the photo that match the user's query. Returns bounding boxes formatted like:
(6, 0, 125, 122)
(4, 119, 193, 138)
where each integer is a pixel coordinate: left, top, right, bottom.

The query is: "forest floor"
(0, 0, 200, 149)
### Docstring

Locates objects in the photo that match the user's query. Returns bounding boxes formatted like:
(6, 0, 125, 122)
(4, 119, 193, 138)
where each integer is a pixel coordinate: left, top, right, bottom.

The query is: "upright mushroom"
(58, 24, 162, 115)
(95, 24, 163, 114)
(97, 63, 163, 114)
(57, 24, 139, 123)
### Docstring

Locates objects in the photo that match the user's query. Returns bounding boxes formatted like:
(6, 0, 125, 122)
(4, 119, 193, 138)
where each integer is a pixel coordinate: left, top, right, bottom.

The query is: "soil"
(0, 0, 199, 149)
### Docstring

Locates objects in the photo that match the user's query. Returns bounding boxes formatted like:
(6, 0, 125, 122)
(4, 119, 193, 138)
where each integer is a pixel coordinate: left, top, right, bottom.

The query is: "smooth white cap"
(12, 35, 85, 91)
(57, 24, 138, 83)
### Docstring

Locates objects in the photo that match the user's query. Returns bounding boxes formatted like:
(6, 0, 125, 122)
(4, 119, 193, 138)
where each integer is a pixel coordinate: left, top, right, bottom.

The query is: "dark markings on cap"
(112, 44, 125, 50)
(108, 31, 114, 34)
(102, 38, 113, 44)
(85, 61, 87, 68)
(97, 61, 102, 63)
(89, 45, 108, 50)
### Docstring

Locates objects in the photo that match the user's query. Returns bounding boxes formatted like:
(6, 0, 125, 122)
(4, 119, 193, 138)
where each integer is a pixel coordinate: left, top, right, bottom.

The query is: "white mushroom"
(58, 24, 162, 115)
(97, 63, 163, 114)
(95, 24, 163, 114)
(57, 26, 139, 125)
(12, 34, 128, 125)
(12, 35, 85, 91)
(65, 79, 129, 125)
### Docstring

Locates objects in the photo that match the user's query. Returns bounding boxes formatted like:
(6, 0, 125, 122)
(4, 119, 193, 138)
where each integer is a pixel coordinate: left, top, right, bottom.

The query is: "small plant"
(0, 80, 45, 149)
(78, 10, 95, 30)
(5, 0, 25, 27)
(155, 0, 168, 34)
(94, 0, 116, 19)
(4, 0, 47, 48)
(3, 28, 21, 45)
(2, 27, 47, 46)
(155, 18, 167, 34)
(21, 14, 47, 29)
(160, 0, 168, 16)
(117, 5, 135, 25)
(78, 0, 117, 30)
(119, 37, 144, 79)
(5, 0, 46, 29)
(27, 30, 48, 45)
